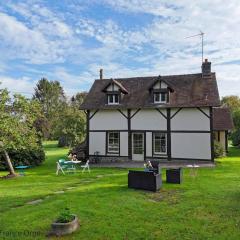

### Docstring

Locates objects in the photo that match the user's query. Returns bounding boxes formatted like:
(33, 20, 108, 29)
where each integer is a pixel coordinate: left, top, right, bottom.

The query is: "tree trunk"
(3, 149, 16, 176)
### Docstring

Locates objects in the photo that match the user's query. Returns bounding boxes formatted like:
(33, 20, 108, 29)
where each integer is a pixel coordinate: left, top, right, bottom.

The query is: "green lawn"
(0, 142, 240, 240)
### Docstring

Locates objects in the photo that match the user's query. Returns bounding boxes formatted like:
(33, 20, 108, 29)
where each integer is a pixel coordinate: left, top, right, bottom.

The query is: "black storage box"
(128, 170, 162, 192)
(166, 168, 183, 184)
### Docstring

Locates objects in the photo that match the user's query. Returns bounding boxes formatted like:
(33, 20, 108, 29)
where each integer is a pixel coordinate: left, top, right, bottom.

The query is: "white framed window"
(108, 94, 119, 105)
(107, 132, 119, 153)
(153, 133, 167, 154)
(154, 92, 167, 103)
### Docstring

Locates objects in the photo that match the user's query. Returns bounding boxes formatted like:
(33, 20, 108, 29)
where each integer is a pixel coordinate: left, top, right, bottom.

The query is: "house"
(80, 59, 233, 162)
(213, 107, 234, 154)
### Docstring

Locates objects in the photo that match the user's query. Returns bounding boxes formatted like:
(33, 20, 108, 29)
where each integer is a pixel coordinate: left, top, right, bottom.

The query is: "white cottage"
(80, 59, 233, 162)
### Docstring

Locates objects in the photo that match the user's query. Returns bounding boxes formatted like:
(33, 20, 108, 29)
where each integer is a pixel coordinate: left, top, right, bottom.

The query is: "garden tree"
(232, 110, 240, 130)
(71, 92, 88, 107)
(221, 95, 240, 112)
(54, 103, 86, 147)
(0, 88, 42, 178)
(33, 78, 66, 138)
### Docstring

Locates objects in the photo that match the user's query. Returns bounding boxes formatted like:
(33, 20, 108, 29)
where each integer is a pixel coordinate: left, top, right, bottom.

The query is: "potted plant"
(48, 208, 79, 236)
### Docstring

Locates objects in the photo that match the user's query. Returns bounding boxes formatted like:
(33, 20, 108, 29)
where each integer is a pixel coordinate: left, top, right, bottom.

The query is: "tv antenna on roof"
(186, 30, 205, 64)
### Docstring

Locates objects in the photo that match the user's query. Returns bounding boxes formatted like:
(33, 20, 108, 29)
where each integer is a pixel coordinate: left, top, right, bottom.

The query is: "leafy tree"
(33, 78, 66, 138)
(54, 104, 86, 147)
(71, 92, 88, 107)
(221, 95, 240, 112)
(0, 88, 42, 178)
(232, 110, 240, 130)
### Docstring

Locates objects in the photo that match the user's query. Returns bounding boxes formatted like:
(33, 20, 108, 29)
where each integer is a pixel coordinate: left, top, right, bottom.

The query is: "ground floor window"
(153, 132, 167, 154)
(107, 132, 120, 153)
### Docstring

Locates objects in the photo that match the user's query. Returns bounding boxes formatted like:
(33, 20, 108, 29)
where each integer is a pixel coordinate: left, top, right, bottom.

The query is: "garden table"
(15, 165, 29, 176)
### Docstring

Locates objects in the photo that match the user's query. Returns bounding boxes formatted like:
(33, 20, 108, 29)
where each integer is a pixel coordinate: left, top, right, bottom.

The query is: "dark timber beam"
(225, 130, 228, 153)
(89, 109, 99, 120)
(86, 110, 90, 159)
(130, 109, 141, 119)
(209, 107, 214, 161)
(127, 109, 132, 160)
(170, 108, 182, 119)
(155, 108, 167, 119)
(117, 109, 128, 119)
(197, 107, 210, 118)
(167, 108, 171, 161)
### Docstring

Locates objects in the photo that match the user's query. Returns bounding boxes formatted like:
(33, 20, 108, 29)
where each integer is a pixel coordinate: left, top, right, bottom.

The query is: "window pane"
(108, 132, 119, 153)
(154, 93, 160, 102)
(114, 94, 119, 103)
(160, 93, 166, 102)
(133, 134, 143, 154)
(154, 133, 166, 154)
(108, 95, 113, 103)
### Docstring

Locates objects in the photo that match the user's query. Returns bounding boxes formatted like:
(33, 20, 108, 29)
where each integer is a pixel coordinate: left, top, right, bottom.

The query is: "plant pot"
(48, 214, 79, 236)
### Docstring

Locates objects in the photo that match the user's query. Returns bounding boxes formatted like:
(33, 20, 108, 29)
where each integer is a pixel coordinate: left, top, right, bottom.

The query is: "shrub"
(56, 208, 75, 223)
(70, 141, 87, 162)
(231, 130, 240, 147)
(0, 146, 45, 170)
(214, 141, 224, 158)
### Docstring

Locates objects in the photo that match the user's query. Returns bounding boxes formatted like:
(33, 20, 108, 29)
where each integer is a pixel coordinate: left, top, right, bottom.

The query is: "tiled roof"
(213, 107, 234, 130)
(80, 73, 220, 110)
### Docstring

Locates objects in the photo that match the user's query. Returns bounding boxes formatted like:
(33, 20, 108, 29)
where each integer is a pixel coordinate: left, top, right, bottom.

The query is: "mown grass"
(0, 142, 240, 240)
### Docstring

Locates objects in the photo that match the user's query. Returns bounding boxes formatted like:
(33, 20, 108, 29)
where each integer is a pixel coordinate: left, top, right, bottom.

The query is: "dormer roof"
(102, 79, 129, 94)
(148, 76, 174, 92)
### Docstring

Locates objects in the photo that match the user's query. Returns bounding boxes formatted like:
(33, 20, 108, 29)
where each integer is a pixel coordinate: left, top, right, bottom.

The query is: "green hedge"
(0, 147, 45, 170)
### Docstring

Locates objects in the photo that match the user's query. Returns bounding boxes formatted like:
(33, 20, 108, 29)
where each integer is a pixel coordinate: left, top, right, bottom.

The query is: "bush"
(70, 140, 87, 162)
(214, 141, 224, 158)
(56, 208, 75, 223)
(231, 130, 240, 147)
(0, 146, 45, 170)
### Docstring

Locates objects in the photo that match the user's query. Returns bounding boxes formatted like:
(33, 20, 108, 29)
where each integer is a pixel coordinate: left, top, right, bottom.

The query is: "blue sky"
(0, 0, 239, 97)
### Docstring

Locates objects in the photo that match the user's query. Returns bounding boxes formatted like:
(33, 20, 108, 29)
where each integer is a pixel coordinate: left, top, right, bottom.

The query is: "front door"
(132, 132, 144, 161)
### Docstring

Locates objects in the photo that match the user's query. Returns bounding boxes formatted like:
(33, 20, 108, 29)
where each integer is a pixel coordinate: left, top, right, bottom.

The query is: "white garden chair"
(81, 160, 90, 173)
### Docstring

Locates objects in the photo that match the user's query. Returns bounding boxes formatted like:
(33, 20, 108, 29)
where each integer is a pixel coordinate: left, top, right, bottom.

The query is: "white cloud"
(0, 75, 36, 96)
(0, 0, 240, 97)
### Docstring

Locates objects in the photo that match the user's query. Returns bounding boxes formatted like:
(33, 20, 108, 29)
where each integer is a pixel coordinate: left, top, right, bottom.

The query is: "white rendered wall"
(89, 132, 105, 155)
(171, 133, 211, 159)
(120, 132, 128, 156)
(90, 110, 128, 130)
(146, 132, 152, 157)
(131, 109, 167, 130)
(171, 108, 210, 131)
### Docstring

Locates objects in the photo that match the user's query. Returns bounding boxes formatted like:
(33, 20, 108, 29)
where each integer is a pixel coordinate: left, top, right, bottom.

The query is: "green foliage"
(55, 105, 86, 147)
(214, 140, 224, 158)
(221, 95, 240, 112)
(0, 88, 42, 151)
(0, 146, 45, 170)
(71, 92, 88, 107)
(56, 208, 75, 223)
(33, 78, 66, 139)
(232, 110, 240, 130)
(231, 130, 240, 146)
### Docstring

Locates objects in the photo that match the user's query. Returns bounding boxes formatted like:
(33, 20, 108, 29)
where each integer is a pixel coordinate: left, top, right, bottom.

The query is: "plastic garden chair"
(81, 160, 90, 173)
(56, 159, 76, 175)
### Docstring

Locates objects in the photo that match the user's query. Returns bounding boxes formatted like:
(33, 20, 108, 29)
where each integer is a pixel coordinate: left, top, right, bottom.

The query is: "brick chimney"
(100, 69, 103, 80)
(202, 59, 211, 77)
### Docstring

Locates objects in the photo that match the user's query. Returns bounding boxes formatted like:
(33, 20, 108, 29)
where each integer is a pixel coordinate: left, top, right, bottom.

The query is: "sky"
(0, 0, 239, 98)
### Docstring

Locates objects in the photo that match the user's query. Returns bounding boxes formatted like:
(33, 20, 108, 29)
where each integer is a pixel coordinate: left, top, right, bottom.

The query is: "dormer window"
(108, 94, 119, 105)
(102, 79, 129, 106)
(149, 77, 173, 105)
(154, 92, 167, 103)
